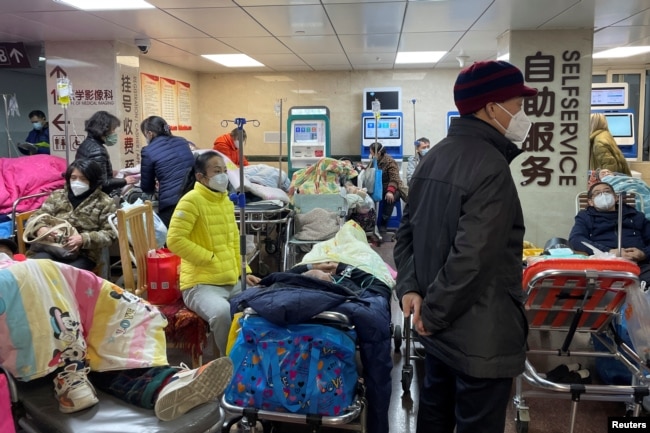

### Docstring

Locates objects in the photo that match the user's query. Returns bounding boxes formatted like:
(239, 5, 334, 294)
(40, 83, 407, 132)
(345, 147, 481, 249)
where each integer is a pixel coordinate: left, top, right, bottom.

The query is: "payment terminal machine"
(287, 106, 330, 176)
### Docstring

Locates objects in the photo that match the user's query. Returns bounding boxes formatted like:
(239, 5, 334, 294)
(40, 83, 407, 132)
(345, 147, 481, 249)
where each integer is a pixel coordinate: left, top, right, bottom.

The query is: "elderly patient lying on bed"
(0, 253, 233, 421)
(229, 220, 394, 433)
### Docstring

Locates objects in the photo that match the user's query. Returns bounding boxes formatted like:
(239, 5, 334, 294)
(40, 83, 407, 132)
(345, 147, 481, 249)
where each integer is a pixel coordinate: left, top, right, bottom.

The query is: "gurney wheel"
(401, 364, 413, 393)
(515, 409, 530, 433)
(223, 416, 273, 432)
(265, 238, 277, 254)
(393, 324, 402, 352)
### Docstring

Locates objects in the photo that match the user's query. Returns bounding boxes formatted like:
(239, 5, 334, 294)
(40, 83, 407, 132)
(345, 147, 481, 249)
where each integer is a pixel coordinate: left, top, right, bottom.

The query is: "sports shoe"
(53, 363, 99, 413)
(17, 142, 37, 155)
(154, 357, 233, 422)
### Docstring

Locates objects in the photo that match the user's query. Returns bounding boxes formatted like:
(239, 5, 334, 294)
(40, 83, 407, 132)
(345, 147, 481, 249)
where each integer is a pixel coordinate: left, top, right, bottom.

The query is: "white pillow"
(247, 183, 290, 203)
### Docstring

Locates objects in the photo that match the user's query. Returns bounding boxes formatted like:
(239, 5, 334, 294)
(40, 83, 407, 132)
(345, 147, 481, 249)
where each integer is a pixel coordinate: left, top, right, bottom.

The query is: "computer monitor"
(603, 112, 634, 146)
(591, 83, 629, 110)
(363, 116, 401, 142)
(363, 87, 402, 112)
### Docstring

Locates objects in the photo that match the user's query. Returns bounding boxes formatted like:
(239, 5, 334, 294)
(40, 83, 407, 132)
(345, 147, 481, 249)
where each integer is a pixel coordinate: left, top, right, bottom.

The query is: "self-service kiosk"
(591, 83, 637, 159)
(360, 87, 404, 159)
(360, 112, 404, 159)
(360, 88, 404, 230)
(287, 106, 330, 176)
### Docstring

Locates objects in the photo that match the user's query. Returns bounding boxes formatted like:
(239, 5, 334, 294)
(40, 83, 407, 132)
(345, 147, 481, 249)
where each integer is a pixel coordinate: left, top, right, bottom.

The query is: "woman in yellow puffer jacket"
(167, 151, 260, 356)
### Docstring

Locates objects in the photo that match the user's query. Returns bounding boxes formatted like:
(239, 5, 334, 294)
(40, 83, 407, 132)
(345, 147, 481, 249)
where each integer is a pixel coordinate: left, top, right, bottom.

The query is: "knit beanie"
(453, 60, 538, 115)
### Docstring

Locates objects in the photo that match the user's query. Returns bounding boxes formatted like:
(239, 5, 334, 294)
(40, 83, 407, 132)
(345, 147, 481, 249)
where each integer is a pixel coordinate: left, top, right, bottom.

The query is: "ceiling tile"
(243, 5, 334, 37)
(157, 38, 236, 55)
(297, 53, 351, 66)
(398, 32, 464, 52)
(168, 7, 271, 38)
(217, 37, 292, 55)
(404, 0, 494, 32)
(277, 35, 344, 54)
(86, 9, 207, 39)
(324, 2, 406, 35)
(339, 34, 400, 54)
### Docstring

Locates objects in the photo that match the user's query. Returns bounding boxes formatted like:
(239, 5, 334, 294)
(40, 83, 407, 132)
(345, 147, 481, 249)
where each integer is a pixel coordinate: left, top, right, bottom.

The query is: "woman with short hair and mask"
(406, 137, 430, 184)
(25, 158, 117, 271)
(76, 110, 138, 194)
(167, 151, 261, 356)
(140, 115, 195, 227)
(569, 181, 650, 285)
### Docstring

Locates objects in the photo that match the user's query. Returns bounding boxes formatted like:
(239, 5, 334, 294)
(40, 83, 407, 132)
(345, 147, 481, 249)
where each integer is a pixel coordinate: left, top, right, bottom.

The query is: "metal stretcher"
(234, 201, 291, 274)
(221, 309, 367, 433)
(513, 258, 650, 433)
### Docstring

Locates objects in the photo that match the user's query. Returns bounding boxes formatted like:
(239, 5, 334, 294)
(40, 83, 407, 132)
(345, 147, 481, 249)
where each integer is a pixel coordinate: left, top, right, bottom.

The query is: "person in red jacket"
(212, 128, 249, 167)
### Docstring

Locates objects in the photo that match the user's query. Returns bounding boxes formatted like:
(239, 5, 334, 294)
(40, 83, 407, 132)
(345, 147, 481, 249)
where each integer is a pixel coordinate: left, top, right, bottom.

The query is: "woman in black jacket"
(140, 116, 196, 227)
(76, 110, 138, 194)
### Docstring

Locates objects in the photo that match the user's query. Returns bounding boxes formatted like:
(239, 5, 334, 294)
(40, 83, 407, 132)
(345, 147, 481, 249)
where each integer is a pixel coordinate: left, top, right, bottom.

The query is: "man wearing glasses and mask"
(569, 181, 650, 284)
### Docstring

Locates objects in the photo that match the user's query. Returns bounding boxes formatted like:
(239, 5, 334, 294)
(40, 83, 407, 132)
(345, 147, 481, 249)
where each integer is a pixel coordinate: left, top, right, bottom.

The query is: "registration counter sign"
(609, 417, 650, 432)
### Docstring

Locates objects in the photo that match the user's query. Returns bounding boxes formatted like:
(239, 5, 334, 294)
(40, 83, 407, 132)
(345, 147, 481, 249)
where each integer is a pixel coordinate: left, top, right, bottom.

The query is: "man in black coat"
(394, 60, 537, 433)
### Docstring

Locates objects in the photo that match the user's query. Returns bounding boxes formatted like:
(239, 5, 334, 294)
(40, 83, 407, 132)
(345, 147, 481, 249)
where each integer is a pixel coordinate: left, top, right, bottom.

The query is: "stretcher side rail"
(515, 259, 648, 433)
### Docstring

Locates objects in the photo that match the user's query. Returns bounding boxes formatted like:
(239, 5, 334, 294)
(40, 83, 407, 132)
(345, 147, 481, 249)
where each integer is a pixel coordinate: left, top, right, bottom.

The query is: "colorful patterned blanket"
(0, 258, 168, 380)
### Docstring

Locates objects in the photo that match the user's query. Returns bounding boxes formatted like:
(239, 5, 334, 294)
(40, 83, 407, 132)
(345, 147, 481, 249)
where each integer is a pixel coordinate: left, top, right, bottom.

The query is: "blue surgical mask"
(105, 132, 118, 146)
(419, 148, 429, 156)
(32, 122, 42, 131)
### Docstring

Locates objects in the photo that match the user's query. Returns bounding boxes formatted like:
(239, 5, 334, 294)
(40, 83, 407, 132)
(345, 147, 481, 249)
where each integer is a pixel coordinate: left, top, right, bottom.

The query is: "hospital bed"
(512, 258, 650, 433)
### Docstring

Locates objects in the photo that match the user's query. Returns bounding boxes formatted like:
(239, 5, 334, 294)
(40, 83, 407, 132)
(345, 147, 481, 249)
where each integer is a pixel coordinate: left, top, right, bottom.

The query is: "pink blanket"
(0, 155, 67, 215)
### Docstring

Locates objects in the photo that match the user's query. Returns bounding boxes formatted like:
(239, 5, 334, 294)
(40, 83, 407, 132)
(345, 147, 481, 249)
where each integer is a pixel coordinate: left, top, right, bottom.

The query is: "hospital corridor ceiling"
(1, 0, 650, 73)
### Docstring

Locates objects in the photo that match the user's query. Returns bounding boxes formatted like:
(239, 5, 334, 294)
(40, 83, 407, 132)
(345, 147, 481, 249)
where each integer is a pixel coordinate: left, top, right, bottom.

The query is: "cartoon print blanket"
(0, 257, 168, 381)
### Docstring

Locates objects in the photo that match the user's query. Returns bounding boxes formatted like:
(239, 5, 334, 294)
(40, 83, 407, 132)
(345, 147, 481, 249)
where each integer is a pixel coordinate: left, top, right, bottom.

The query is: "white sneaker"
(53, 363, 99, 413)
(155, 357, 233, 421)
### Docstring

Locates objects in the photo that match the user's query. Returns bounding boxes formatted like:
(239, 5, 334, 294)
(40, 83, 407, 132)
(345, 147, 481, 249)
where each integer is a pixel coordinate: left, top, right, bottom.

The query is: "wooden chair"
(15, 209, 37, 254)
(575, 190, 643, 213)
(113, 201, 209, 368)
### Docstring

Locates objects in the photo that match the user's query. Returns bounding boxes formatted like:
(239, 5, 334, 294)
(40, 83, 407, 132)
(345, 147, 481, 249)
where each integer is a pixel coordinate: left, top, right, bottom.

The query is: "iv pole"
(411, 98, 417, 144)
(1, 94, 20, 157)
(221, 117, 260, 291)
(275, 98, 286, 189)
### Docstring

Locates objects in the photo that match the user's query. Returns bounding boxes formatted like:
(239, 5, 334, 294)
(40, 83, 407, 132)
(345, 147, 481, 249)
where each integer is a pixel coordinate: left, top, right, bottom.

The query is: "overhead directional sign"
(0, 42, 31, 68)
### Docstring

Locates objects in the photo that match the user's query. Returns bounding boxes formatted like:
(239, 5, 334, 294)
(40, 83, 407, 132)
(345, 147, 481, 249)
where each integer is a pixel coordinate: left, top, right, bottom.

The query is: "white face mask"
(234, 140, 240, 149)
(70, 180, 90, 196)
(208, 173, 229, 192)
(593, 192, 615, 210)
(495, 103, 532, 143)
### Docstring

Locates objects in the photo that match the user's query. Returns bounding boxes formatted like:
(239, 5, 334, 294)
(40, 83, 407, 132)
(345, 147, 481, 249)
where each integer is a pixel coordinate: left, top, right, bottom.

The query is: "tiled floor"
(195, 237, 635, 432)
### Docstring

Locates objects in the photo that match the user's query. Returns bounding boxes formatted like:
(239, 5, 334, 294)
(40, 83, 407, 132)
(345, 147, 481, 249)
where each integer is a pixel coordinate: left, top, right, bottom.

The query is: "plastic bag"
(146, 248, 181, 305)
(121, 198, 167, 248)
(225, 315, 358, 415)
(23, 214, 80, 260)
(624, 283, 650, 363)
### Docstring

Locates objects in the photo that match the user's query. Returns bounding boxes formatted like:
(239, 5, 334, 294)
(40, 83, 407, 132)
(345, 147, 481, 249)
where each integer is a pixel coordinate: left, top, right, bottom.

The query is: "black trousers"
(378, 190, 401, 230)
(417, 352, 513, 433)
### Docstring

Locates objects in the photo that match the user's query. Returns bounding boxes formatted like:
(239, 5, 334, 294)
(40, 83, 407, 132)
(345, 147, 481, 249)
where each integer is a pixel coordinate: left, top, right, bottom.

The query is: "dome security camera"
(135, 38, 151, 54)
